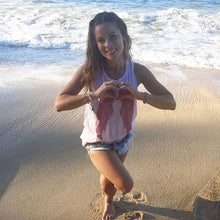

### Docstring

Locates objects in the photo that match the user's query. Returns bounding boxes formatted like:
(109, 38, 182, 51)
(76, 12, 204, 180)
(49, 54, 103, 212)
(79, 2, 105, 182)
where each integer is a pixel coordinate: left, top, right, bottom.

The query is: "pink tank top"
(80, 60, 137, 146)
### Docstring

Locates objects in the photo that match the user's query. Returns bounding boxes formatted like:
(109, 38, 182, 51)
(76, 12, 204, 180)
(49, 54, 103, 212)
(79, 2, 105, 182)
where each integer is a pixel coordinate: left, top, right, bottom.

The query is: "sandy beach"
(0, 64, 220, 220)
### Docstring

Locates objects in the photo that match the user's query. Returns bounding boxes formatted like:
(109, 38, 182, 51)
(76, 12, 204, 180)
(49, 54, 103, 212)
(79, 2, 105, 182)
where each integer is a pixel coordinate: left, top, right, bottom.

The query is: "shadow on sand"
(0, 161, 20, 200)
(194, 197, 220, 220)
(115, 200, 193, 220)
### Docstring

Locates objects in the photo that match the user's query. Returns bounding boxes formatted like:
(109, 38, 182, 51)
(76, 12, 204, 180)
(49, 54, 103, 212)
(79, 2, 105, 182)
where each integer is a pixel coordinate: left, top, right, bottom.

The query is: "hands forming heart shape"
(103, 88, 133, 100)
(103, 80, 137, 100)
(95, 80, 139, 101)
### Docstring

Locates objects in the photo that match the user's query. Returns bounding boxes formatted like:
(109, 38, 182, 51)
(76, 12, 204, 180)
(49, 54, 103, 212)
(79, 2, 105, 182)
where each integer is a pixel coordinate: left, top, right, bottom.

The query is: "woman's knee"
(100, 175, 133, 194)
(117, 176, 134, 193)
(100, 176, 114, 192)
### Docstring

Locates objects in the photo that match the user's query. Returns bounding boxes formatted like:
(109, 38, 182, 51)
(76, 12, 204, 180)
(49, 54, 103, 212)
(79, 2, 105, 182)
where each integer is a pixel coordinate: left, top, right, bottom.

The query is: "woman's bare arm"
(55, 66, 89, 112)
(134, 63, 176, 110)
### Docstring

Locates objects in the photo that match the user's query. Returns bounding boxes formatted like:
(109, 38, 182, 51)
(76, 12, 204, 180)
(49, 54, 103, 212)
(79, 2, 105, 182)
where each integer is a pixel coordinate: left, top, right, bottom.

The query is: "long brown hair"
(81, 12, 132, 90)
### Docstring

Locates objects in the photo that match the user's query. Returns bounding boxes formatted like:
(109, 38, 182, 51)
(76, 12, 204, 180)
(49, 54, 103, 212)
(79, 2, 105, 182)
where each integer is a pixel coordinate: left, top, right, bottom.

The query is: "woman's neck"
(104, 59, 126, 80)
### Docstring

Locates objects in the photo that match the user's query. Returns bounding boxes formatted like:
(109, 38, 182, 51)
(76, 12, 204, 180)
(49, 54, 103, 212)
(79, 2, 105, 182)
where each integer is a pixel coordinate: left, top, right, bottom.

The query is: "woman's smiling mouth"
(105, 48, 117, 55)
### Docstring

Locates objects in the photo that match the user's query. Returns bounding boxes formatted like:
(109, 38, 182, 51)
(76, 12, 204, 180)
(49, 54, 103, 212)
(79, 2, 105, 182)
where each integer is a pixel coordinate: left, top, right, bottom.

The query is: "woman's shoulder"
(134, 62, 152, 84)
(134, 62, 151, 73)
(76, 64, 85, 73)
(73, 64, 87, 81)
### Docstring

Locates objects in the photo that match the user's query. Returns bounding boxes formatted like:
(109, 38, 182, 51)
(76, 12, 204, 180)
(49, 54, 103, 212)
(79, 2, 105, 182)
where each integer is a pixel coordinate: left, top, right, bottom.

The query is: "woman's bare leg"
(100, 173, 116, 219)
(99, 151, 128, 219)
(88, 150, 133, 219)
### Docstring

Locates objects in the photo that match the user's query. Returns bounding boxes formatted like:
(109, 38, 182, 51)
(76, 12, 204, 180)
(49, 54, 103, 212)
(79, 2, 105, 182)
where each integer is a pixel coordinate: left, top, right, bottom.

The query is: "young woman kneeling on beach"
(55, 12, 176, 220)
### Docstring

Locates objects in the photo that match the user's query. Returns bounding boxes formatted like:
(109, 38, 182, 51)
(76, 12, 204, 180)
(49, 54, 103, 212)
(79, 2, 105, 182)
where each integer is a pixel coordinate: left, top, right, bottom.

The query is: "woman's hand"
(93, 80, 118, 99)
(118, 81, 142, 100)
(92, 80, 143, 101)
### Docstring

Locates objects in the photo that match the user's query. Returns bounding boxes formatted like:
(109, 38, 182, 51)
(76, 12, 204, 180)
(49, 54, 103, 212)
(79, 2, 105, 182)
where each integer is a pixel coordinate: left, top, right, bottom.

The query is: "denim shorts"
(84, 132, 134, 156)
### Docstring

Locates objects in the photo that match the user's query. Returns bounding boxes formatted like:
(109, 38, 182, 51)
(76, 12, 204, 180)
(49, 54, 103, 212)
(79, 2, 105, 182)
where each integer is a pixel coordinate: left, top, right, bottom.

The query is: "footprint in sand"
(117, 211, 144, 220)
(116, 190, 148, 204)
(115, 190, 147, 219)
(90, 189, 148, 220)
(89, 193, 104, 218)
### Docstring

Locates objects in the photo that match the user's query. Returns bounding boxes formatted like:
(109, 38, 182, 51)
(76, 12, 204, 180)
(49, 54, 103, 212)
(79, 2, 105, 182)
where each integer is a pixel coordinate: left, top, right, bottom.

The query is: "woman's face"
(94, 22, 124, 62)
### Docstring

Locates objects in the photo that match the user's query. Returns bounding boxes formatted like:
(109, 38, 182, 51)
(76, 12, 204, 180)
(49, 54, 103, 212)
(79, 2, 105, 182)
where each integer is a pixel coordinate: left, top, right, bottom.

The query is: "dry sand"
(0, 64, 219, 220)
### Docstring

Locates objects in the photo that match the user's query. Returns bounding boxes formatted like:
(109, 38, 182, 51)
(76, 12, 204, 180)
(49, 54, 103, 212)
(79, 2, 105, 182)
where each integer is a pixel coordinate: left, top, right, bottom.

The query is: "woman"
(55, 12, 176, 220)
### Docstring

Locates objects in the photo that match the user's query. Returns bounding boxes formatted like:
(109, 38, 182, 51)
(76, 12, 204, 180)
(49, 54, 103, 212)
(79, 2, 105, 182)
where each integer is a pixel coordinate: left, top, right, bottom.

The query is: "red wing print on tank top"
(96, 89, 134, 140)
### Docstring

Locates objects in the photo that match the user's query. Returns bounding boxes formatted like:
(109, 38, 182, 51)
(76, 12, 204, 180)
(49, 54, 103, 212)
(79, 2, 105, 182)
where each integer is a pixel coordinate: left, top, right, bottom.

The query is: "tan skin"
(55, 22, 176, 220)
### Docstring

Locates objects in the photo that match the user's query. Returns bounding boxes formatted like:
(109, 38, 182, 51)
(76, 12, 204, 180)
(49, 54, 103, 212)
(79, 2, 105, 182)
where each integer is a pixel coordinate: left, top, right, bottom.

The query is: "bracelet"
(143, 92, 149, 104)
(138, 92, 145, 101)
(86, 91, 93, 102)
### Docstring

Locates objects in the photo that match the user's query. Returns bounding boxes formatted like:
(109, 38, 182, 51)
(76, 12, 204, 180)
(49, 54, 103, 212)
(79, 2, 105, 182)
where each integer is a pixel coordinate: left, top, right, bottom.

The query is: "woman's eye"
(97, 39, 105, 44)
(110, 35, 118, 41)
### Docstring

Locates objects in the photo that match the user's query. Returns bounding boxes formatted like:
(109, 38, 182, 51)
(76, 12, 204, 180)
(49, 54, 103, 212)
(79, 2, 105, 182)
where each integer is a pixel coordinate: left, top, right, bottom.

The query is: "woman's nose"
(105, 38, 112, 48)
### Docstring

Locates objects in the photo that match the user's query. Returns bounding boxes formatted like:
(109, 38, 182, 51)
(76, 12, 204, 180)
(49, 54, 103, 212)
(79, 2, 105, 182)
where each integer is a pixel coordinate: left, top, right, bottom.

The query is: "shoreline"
(0, 64, 220, 219)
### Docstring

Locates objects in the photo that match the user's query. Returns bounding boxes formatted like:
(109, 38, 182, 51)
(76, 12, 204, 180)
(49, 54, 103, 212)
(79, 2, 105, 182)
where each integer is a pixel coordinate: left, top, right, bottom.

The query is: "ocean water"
(0, 0, 219, 87)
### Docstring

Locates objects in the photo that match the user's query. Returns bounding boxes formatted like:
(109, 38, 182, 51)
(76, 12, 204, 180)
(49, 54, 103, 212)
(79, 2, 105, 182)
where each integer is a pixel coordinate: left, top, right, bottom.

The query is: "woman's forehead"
(94, 22, 119, 38)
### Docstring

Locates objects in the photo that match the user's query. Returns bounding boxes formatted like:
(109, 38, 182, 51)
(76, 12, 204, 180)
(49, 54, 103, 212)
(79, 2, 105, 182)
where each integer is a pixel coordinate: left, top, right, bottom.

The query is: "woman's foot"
(102, 201, 116, 220)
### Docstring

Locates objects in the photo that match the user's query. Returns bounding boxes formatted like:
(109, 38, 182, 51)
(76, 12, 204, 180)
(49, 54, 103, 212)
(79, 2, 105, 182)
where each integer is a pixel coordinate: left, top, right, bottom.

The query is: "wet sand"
(0, 64, 219, 219)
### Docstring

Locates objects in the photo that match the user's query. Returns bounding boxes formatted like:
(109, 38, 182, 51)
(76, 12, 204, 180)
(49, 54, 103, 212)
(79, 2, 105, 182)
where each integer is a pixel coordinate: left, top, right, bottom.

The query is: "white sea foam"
(0, 1, 219, 70)
(0, 64, 74, 88)
(129, 8, 220, 69)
